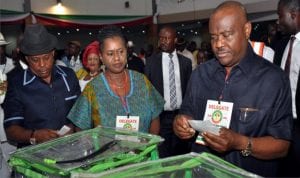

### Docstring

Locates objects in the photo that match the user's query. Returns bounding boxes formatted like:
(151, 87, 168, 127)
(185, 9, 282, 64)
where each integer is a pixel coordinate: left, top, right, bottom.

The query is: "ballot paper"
(188, 120, 220, 135)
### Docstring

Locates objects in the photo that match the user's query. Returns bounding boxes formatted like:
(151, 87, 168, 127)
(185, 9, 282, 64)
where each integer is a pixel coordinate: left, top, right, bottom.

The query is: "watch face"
(241, 137, 252, 157)
(241, 149, 251, 156)
(30, 138, 36, 145)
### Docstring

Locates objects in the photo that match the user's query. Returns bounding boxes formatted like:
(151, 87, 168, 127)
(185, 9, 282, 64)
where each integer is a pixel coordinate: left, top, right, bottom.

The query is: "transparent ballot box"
(73, 152, 261, 178)
(9, 126, 163, 178)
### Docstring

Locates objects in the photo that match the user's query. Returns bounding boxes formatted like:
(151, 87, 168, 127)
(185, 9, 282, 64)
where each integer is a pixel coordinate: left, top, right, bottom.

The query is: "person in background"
(145, 44, 154, 58)
(249, 40, 274, 62)
(76, 41, 103, 91)
(187, 41, 198, 61)
(10, 33, 28, 71)
(176, 37, 197, 70)
(145, 26, 192, 158)
(3, 24, 80, 148)
(196, 49, 208, 65)
(173, 1, 292, 176)
(0, 33, 15, 74)
(56, 40, 82, 72)
(269, 20, 291, 67)
(0, 32, 16, 178)
(68, 26, 164, 134)
(127, 40, 145, 73)
(139, 44, 155, 65)
(200, 41, 214, 59)
(277, 0, 300, 176)
(267, 23, 280, 49)
(138, 48, 146, 65)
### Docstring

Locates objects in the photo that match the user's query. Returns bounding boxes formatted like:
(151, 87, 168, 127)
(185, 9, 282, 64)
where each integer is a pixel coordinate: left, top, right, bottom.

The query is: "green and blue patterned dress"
(68, 70, 164, 133)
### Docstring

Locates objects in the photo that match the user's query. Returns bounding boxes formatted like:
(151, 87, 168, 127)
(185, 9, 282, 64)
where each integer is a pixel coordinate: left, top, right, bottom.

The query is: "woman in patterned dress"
(68, 26, 164, 134)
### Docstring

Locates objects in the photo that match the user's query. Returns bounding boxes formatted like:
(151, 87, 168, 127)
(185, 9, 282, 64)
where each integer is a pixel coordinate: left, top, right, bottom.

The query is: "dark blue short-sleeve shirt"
(180, 45, 293, 177)
(3, 65, 81, 130)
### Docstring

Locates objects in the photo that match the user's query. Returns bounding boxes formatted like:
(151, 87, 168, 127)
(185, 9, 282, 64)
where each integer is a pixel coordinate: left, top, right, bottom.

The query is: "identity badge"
(195, 100, 233, 145)
(116, 115, 140, 131)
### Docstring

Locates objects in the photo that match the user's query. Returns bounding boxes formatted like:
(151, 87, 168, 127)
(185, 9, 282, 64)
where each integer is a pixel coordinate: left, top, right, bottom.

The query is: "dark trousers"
(158, 110, 192, 158)
(278, 119, 300, 177)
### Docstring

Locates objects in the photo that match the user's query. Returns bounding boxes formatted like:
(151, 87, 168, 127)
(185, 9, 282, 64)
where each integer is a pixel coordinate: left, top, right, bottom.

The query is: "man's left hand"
(202, 127, 241, 153)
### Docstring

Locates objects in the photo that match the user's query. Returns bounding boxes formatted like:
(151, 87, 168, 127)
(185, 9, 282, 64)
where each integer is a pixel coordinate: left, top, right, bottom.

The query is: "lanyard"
(218, 70, 231, 104)
(105, 70, 130, 117)
(119, 95, 130, 118)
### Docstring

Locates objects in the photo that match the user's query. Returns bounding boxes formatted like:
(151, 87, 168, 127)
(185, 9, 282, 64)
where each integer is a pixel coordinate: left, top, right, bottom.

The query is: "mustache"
(215, 48, 228, 53)
(160, 43, 168, 47)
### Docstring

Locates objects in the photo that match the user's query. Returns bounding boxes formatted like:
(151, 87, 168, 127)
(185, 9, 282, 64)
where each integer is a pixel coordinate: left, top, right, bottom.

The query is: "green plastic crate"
(72, 152, 262, 178)
(9, 126, 163, 178)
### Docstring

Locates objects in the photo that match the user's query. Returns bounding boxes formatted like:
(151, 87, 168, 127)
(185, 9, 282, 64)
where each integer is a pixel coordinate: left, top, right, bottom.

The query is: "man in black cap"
(3, 24, 80, 148)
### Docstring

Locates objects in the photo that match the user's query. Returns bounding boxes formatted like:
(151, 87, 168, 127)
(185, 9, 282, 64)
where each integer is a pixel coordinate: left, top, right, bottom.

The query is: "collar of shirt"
(23, 65, 67, 86)
(295, 32, 300, 41)
(162, 50, 176, 57)
(212, 44, 257, 79)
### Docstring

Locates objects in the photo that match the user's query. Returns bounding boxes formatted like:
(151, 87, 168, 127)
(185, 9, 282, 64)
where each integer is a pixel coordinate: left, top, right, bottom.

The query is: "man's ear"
(244, 21, 252, 40)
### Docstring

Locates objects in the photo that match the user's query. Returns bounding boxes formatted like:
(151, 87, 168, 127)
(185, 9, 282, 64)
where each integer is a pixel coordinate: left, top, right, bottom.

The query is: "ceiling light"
(57, 0, 62, 6)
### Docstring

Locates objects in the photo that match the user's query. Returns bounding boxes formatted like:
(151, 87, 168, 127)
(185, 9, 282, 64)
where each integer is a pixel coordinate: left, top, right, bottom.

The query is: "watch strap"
(241, 137, 252, 157)
(29, 129, 36, 145)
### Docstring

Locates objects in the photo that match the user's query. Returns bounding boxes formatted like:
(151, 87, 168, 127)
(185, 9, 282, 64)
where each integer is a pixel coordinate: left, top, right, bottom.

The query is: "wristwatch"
(241, 137, 252, 157)
(29, 130, 36, 145)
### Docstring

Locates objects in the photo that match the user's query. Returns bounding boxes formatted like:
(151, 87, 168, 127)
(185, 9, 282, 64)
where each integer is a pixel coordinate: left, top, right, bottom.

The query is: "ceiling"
(157, 0, 278, 23)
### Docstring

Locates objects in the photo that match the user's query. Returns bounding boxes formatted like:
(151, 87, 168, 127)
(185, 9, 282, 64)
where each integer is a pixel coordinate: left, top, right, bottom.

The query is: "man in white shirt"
(277, 0, 300, 176)
(145, 26, 192, 158)
(0, 32, 16, 178)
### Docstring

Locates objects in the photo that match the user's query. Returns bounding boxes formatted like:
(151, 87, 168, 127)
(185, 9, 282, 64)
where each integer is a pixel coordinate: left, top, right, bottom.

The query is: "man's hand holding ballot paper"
(174, 100, 242, 153)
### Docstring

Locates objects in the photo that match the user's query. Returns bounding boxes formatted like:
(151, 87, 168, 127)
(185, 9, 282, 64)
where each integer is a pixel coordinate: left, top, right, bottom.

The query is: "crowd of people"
(0, 0, 299, 177)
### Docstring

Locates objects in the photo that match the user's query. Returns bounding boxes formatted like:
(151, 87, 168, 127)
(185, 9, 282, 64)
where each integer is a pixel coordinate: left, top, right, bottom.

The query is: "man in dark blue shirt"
(3, 24, 80, 147)
(173, 1, 293, 177)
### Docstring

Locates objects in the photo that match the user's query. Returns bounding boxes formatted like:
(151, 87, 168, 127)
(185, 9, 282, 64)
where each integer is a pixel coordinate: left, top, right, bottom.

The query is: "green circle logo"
(123, 123, 133, 130)
(212, 110, 222, 124)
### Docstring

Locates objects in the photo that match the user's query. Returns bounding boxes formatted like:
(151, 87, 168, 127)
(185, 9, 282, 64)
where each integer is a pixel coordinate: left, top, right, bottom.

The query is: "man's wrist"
(241, 137, 252, 156)
(29, 129, 36, 145)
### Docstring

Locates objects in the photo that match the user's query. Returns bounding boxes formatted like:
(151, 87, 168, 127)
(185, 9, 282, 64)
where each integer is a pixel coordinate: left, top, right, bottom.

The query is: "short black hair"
(279, 0, 300, 11)
(99, 26, 126, 51)
(159, 25, 177, 38)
